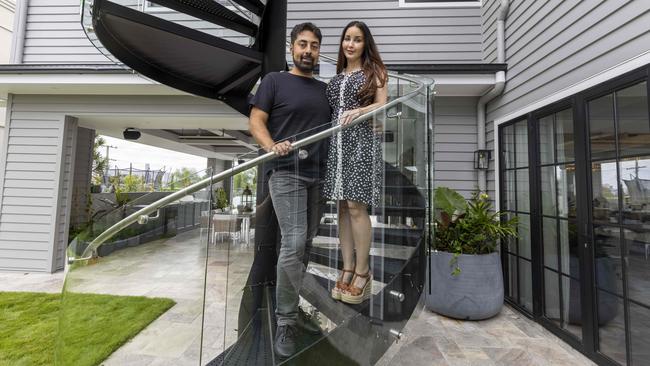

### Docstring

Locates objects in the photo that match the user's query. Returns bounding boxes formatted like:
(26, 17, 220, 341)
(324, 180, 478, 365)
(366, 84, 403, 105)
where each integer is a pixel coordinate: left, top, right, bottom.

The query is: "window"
(398, 0, 481, 8)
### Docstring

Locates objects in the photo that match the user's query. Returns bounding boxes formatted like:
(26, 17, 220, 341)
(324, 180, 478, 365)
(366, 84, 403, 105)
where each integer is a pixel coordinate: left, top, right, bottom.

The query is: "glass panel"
(519, 259, 533, 312)
(597, 291, 627, 365)
(541, 166, 557, 216)
(629, 302, 650, 366)
(515, 121, 529, 168)
(589, 93, 616, 161)
(544, 269, 561, 326)
(561, 219, 580, 280)
(504, 212, 517, 253)
(508, 254, 518, 300)
(517, 213, 531, 259)
(556, 108, 575, 163)
(562, 275, 582, 341)
(557, 164, 576, 218)
(543, 217, 558, 270)
(592, 160, 620, 224)
(593, 225, 624, 297)
(619, 155, 650, 226)
(539, 115, 555, 165)
(505, 170, 516, 211)
(516, 169, 530, 212)
(624, 228, 650, 307)
(503, 124, 516, 169)
(57, 170, 213, 365)
(617, 81, 650, 157)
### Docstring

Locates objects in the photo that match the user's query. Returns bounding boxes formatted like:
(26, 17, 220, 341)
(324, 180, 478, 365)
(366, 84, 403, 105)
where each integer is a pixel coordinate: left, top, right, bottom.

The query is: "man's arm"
(249, 106, 292, 156)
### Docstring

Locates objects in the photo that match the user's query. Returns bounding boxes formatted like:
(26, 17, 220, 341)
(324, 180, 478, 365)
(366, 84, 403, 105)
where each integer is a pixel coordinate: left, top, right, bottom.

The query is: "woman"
(324, 21, 388, 305)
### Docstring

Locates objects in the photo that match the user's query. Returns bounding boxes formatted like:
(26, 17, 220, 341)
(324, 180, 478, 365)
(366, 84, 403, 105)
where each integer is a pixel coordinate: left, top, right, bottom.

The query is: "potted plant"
(213, 187, 229, 212)
(426, 187, 517, 320)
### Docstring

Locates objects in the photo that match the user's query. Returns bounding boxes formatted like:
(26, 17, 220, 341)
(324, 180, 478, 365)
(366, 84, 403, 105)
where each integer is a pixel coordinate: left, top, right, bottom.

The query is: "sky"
(99, 135, 208, 174)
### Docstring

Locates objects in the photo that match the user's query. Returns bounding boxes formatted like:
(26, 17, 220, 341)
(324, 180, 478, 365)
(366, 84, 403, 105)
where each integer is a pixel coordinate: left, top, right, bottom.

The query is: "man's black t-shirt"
(250, 71, 331, 178)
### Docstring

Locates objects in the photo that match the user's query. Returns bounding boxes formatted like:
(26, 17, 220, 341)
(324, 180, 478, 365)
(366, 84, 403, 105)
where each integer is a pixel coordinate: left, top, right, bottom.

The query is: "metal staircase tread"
(230, 0, 265, 16)
(307, 246, 410, 284)
(99, 1, 262, 61)
(147, 0, 258, 36)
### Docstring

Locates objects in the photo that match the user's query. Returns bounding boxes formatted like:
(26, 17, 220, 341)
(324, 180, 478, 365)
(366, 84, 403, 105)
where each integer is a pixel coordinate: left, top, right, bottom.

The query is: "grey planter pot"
(426, 251, 504, 320)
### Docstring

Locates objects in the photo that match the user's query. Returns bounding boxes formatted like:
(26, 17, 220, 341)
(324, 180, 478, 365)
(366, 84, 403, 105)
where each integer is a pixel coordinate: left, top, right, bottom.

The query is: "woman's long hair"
(336, 21, 387, 107)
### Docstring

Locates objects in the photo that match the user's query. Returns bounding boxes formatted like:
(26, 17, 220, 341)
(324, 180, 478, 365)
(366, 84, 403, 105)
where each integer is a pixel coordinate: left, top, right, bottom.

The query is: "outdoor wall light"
(123, 128, 141, 140)
(474, 149, 491, 170)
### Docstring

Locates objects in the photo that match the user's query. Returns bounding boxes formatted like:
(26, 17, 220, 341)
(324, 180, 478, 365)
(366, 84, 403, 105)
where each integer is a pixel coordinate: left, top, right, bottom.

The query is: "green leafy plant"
(213, 187, 229, 210)
(433, 187, 518, 275)
(92, 136, 108, 186)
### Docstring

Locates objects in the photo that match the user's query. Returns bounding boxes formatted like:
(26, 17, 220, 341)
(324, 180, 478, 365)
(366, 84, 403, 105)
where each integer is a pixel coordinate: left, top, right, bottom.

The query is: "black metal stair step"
(93, 0, 262, 106)
(230, 0, 265, 16)
(322, 202, 425, 217)
(300, 272, 369, 325)
(307, 246, 410, 284)
(147, 0, 258, 36)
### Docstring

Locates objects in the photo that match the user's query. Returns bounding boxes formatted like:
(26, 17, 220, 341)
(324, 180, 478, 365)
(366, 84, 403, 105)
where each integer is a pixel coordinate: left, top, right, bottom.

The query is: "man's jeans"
(268, 170, 321, 326)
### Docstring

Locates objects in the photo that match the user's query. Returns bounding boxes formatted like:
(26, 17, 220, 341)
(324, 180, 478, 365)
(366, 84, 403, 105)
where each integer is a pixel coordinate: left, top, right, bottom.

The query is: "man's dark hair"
(290, 22, 322, 44)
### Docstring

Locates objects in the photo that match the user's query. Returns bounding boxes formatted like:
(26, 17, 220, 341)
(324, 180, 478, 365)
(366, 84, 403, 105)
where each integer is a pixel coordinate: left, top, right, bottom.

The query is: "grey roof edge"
(387, 63, 508, 74)
(0, 64, 133, 74)
(0, 63, 507, 75)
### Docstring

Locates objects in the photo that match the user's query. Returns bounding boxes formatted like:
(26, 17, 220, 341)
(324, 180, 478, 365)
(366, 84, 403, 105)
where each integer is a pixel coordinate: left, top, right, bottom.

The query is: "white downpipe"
(477, 0, 510, 193)
(10, 0, 28, 64)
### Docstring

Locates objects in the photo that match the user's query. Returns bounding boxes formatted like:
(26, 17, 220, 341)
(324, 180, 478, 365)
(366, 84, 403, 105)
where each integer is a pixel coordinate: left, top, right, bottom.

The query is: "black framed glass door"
(585, 80, 650, 366)
(499, 66, 650, 366)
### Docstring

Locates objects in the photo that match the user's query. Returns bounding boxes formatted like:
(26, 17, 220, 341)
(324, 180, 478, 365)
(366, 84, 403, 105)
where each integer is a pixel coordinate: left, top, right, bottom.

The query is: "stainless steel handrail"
(74, 66, 433, 262)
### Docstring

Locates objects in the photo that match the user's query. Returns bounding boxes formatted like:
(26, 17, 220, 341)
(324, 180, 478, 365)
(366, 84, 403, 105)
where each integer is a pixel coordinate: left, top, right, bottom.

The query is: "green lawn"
(0, 291, 175, 366)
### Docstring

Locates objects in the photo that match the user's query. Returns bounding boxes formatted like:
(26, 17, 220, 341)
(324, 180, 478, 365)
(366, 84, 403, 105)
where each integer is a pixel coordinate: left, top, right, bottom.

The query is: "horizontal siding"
(288, 0, 482, 63)
(0, 96, 65, 272)
(433, 97, 478, 199)
(486, 0, 650, 120)
(24, 0, 250, 64)
(52, 118, 76, 271)
(23, 0, 482, 65)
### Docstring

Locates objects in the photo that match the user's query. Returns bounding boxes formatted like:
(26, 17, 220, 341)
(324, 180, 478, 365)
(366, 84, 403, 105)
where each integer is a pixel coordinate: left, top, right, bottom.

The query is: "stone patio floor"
(0, 229, 595, 366)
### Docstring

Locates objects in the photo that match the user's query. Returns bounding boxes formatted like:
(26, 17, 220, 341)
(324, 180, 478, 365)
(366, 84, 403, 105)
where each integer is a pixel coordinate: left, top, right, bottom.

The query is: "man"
(248, 22, 330, 358)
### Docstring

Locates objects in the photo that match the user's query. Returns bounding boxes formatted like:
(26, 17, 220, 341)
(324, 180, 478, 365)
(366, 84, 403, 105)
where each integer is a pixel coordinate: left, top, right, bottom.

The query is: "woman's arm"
(340, 79, 388, 125)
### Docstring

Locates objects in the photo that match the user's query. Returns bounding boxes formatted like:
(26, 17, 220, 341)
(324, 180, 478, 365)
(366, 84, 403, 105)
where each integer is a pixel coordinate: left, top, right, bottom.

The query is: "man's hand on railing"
(268, 141, 292, 156)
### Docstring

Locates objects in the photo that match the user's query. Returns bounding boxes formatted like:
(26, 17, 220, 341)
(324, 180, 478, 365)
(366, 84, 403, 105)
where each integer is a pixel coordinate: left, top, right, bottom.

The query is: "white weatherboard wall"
(0, 95, 77, 272)
(482, 0, 650, 119)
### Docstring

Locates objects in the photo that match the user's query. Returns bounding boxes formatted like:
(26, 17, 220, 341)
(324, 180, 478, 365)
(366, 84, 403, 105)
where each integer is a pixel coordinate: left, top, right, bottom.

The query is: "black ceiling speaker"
(123, 128, 141, 140)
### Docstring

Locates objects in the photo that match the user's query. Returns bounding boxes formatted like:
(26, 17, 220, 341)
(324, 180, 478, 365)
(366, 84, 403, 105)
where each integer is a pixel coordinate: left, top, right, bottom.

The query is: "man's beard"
(293, 54, 315, 73)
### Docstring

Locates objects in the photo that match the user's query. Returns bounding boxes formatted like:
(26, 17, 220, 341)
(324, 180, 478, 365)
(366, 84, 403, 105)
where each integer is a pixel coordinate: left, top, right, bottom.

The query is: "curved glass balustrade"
(60, 12, 434, 363)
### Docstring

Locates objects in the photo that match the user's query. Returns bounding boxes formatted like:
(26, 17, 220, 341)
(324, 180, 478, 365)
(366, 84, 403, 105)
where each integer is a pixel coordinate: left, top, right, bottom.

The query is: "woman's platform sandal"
(331, 269, 355, 300)
(341, 270, 372, 305)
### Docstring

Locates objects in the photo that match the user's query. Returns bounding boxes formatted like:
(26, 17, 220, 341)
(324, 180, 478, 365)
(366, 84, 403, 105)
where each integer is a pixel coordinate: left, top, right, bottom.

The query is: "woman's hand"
(340, 108, 362, 125)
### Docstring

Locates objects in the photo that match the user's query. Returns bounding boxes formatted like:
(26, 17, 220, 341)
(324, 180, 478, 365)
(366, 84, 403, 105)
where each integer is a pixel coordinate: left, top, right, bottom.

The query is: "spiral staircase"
(56, 1, 435, 365)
